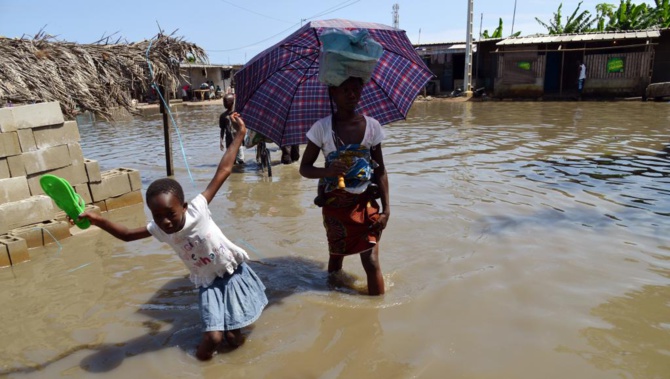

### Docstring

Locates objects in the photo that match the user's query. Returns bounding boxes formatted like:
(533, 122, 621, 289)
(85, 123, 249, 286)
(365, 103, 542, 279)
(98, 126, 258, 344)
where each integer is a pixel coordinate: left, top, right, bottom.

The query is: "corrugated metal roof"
(497, 30, 660, 45)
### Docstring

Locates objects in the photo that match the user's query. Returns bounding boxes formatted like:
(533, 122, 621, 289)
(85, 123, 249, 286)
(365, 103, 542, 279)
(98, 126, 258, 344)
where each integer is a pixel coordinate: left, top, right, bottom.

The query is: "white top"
(306, 115, 385, 158)
(579, 64, 586, 80)
(147, 194, 249, 288)
(306, 115, 385, 194)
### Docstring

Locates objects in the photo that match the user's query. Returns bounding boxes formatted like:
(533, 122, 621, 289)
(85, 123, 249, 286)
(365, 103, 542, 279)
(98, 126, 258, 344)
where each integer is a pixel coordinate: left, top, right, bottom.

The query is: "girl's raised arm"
(202, 112, 247, 203)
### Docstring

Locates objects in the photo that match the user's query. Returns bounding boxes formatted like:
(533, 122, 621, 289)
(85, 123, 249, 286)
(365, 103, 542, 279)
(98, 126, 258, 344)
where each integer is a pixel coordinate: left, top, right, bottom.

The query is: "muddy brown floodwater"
(1, 101, 669, 378)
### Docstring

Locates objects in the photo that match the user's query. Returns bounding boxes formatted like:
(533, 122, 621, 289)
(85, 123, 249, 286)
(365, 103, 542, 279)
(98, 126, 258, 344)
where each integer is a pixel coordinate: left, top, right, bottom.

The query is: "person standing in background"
(577, 61, 586, 99)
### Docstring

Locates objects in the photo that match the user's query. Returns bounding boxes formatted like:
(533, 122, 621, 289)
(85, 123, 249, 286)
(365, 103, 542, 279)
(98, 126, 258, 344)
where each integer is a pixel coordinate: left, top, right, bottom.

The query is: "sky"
(1, 0, 608, 65)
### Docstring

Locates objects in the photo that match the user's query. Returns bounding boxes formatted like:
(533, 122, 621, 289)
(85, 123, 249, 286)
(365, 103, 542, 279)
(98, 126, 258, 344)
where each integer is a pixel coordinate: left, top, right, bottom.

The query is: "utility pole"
(464, 0, 474, 96)
(511, 0, 518, 36)
(392, 4, 400, 29)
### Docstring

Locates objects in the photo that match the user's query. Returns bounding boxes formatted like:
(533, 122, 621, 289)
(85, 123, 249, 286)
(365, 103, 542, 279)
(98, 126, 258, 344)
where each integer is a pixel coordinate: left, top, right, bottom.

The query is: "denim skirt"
(199, 262, 268, 332)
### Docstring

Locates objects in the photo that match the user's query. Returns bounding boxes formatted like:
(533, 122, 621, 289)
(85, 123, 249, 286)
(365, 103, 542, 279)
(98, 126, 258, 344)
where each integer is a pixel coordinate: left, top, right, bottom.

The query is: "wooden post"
(159, 84, 174, 176)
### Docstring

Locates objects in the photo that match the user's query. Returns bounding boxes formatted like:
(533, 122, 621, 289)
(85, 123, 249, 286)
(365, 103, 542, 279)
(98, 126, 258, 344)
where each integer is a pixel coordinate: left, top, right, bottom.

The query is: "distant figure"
(76, 113, 267, 361)
(577, 61, 587, 98)
(208, 81, 215, 100)
(219, 93, 245, 164)
(215, 85, 222, 98)
(180, 85, 189, 101)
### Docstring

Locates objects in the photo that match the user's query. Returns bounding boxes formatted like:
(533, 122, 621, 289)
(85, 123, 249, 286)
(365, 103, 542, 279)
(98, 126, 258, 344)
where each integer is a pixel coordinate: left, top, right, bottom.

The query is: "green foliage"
(649, 0, 670, 27)
(482, 18, 503, 39)
(482, 18, 521, 39)
(537, 0, 669, 34)
(535, 1, 594, 34)
(607, 0, 654, 30)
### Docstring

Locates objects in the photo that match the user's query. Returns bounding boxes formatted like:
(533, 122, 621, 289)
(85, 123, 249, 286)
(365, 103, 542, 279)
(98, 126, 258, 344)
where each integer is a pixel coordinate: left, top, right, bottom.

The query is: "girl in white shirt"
(78, 113, 267, 360)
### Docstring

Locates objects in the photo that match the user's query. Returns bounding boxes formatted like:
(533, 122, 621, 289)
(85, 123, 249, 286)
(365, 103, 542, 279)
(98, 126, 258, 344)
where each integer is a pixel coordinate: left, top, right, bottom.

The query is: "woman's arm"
(371, 144, 390, 230)
(299, 141, 347, 179)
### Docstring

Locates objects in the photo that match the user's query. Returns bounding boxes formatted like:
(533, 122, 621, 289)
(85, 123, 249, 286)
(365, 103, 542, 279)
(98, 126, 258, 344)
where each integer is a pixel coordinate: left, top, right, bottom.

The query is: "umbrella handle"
(337, 175, 345, 189)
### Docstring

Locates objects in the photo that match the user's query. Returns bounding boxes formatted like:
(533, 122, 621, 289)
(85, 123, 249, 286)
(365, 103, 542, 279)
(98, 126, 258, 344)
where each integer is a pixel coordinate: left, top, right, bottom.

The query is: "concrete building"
(493, 30, 660, 99)
(179, 63, 235, 99)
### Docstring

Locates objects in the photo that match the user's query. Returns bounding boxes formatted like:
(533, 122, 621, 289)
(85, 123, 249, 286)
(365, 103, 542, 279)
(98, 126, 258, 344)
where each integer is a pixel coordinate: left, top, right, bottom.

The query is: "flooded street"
(1, 101, 669, 378)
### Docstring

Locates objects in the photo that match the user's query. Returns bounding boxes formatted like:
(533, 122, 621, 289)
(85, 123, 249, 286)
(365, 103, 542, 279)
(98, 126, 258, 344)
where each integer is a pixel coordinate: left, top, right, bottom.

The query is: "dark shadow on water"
(0, 256, 333, 375)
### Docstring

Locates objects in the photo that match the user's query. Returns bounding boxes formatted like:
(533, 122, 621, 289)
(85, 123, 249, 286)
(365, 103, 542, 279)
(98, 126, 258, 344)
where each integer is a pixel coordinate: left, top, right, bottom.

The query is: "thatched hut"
(0, 31, 207, 119)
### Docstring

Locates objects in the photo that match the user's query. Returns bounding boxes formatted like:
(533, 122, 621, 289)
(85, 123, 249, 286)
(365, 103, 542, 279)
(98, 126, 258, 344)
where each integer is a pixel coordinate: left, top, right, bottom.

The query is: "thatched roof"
(0, 31, 207, 119)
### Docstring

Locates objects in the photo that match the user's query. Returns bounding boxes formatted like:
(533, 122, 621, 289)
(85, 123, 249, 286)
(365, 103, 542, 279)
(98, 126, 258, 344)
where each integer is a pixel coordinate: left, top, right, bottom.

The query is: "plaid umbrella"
(234, 19, 433, 147)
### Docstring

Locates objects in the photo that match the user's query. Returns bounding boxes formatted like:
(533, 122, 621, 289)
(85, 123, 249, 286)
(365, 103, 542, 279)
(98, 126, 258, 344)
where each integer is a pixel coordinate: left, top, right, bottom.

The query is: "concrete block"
(22, 144, 71, 175)
(74, 183, 92, 204)
(0, 195, 55, 234)
(68, 143, 85, 166)
(89, 170, 132, 202)
(9, 225, 43, 248)
(93, 200, 108, 213)
(7, 155, 26, 177)
(105, 190, 143, 210)
(0, 243, 10, 268)
(0, 108, 17, 133)
(33, 121, 81, 149)
(0, 234, 30, 265)
(27, 163, 88, 196)
(17, 129, 37, 152)
(117, 167, 142, 191)
(0, 158, 9, 179)
(84, 159, 101, 183)
(12, 102, 64, 130)
(0, 132, 21, 158)
(39, 220, 71, 245)
(0, 176, 30, 205)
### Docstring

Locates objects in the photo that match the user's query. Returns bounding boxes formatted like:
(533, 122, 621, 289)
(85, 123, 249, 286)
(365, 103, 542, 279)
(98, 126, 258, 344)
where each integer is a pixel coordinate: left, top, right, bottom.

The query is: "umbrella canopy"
(234, 19, 433, 147)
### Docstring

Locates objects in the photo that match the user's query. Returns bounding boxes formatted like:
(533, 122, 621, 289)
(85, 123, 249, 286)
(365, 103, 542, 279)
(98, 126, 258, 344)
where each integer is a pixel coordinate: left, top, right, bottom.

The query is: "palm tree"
(535, 1, 594, 34)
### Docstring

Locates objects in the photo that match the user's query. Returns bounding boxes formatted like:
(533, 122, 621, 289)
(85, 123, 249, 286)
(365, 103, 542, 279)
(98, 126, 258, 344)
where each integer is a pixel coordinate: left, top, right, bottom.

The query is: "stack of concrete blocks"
(0, 102, 143, 268)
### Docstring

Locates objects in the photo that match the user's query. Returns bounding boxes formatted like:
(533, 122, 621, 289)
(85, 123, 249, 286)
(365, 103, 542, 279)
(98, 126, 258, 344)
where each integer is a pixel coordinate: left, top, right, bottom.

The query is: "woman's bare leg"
(360, 245, 384, 295)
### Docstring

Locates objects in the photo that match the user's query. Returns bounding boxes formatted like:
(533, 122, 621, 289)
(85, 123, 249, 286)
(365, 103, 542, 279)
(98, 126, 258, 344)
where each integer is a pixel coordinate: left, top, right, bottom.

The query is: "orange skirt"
(322, 189, 381, 256)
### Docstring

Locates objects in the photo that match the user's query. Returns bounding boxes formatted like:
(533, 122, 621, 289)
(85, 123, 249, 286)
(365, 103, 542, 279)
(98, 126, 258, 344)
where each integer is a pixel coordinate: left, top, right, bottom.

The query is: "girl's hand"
(70, 211, 102, 226)
(370, 212, 389, 232)
(229, 112, 247, 135)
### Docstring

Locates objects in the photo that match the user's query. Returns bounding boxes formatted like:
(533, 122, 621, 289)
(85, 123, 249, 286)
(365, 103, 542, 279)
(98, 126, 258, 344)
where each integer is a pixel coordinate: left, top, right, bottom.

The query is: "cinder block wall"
(0, 102, 144, 268)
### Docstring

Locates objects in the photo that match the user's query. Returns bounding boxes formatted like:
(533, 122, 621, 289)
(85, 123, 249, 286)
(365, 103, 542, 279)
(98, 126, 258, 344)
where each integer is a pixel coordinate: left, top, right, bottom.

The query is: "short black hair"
(146, 178, 185, 203)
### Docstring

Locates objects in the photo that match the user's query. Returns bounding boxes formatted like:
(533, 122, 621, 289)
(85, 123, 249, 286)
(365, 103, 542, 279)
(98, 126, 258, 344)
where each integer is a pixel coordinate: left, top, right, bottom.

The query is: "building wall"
(651, 30, 670, 83)
(583, 50, 653, 97)
(494, 46, 546, 98)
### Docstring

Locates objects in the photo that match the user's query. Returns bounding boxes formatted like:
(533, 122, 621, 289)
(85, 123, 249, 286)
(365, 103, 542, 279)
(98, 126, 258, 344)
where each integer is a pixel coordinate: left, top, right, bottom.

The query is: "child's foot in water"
(196, 332, 223, 361)
(224, 329, 246, 348)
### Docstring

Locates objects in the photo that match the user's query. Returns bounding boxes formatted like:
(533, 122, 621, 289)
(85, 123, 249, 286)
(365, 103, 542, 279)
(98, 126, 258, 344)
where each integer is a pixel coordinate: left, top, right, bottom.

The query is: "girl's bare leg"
(196, 331, 223, 361)
(360, 245, 384, 295)
(224, 329, 245, 348)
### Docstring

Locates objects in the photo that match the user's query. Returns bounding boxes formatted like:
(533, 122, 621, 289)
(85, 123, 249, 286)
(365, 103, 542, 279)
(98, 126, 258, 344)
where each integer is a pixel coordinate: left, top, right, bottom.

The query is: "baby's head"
(223, 93, 235, 110)
(146, 178, 187, 234)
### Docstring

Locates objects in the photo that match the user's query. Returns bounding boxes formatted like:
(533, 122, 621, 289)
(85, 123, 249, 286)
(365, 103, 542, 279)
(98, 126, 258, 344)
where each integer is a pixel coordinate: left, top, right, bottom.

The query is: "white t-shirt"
(306, 115, 385, 194)
(147, 194, 249, 288)
(579, 64, 586, 80)
(306, 115, 385, 159)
